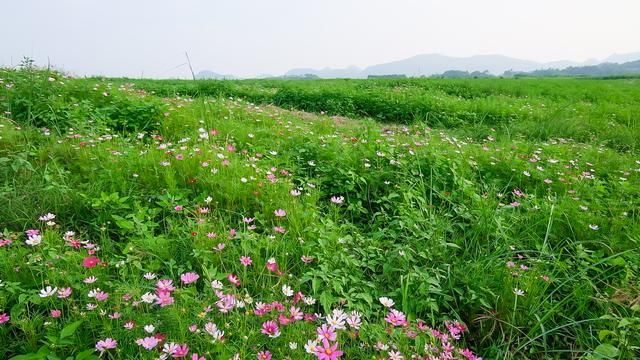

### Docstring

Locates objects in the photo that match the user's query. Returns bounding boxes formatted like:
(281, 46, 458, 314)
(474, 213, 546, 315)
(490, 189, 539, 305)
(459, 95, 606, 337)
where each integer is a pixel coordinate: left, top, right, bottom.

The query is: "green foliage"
(0, 69, 638, 359)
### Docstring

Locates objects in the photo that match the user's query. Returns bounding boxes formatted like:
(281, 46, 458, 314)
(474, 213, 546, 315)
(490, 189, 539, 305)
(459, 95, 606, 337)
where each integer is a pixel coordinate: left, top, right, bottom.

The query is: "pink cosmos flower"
(227, 273, 240, 286)
(257, 351, 272, 360)
(25, 229, 40, 237)
(124, 321, 135, 329)
(266, 258, 282, 275)
(136, 336, 159, 350)
(215, 294, 236, 313)
(180, 272, 200, 285)
(170, 344, 189, 358)
(385, 309, 408, 327)
(315, 338, 344, 360)
(109, 312, 121, 320)
(240, 256, 253, 266)
(155, 292, 175, 307)
(274, 209, 286, 217)
(192, 354, 206, 360)
(445, 321, 467, 340)
(460, 348, 482, 360)
(174, 205, 184, 211)
(0, 313, 9, 324)
(174, 345, 189, 358)
(156, 279, 175, 292)
(214, 243, 226, 251)
(261, 320, 280, 338)
(95, 291, 109, 301)
(57, 287, 72, 298)
(82, 256, 100, 268)
(51, 309, 61, 318)
(317, 324, 337, 341)
(95, 338, 117, 353)
(290, 306, 304, 321)
(330, 196, 344, 204)
(273, 226, 286, 234)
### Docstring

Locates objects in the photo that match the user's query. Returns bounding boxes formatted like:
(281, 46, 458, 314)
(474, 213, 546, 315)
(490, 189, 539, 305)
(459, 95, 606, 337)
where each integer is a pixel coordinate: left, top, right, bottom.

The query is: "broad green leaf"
(59, 320, 83, 340)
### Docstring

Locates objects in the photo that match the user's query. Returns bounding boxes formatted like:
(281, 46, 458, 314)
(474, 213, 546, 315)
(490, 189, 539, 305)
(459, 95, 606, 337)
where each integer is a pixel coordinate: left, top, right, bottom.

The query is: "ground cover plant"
(0, 63, 639, 359)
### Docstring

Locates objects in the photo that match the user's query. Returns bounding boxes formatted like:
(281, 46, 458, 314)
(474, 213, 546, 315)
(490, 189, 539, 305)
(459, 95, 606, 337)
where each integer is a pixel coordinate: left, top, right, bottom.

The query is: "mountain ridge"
(198, 52, 640, 79)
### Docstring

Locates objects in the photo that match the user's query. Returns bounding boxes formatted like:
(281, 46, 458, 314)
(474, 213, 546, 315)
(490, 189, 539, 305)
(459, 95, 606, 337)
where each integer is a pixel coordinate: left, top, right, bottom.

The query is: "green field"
(1, 65, 639, 359)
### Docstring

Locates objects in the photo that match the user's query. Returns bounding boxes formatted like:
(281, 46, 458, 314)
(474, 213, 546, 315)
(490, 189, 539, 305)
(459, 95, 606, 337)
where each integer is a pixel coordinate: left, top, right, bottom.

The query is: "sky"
(2, 0, 639, 78)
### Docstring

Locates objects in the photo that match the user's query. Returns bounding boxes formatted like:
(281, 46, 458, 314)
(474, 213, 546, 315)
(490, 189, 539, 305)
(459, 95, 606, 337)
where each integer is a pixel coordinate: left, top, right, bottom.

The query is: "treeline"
(506, 60, 640, 78)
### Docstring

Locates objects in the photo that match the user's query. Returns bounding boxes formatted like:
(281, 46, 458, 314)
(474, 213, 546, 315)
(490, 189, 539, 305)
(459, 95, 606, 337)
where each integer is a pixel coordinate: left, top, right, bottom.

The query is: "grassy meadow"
(0, 63, 639, 359)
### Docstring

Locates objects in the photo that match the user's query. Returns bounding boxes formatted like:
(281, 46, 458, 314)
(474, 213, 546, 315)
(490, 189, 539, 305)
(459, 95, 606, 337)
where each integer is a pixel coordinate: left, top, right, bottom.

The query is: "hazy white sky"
(2, 0, 639, 78)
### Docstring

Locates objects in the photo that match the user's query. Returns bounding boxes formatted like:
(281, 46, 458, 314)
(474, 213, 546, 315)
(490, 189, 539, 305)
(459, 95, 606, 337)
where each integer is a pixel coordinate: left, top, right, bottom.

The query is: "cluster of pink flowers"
(155, 279, 176, 307)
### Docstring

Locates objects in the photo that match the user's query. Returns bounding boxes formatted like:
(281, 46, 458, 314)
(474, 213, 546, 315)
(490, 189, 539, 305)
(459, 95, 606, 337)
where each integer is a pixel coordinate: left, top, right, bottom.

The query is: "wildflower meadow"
(0, 62, 639, 359)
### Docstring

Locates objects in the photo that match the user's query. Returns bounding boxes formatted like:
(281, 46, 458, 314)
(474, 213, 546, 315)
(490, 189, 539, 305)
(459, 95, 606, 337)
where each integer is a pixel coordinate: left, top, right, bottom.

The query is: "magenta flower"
(180, 272, 200, 285)
(0, 313, 10, 324)
(227, 273, 241, 286)
(315, 338, 344, 360)
(261, 320, 280, 338)
(172, 344, 189, 358)
(95, 338, 117, 353)
(240, 256, 253, 266)
(191, 354, 206, 360)
(82, 256, 100, 268)
(266, 258, 279, 273)
(317, 324, 337, 341)
(50, 309, 61, 318)
(385, 309, 408, 327)
(257, 351, 272, 360)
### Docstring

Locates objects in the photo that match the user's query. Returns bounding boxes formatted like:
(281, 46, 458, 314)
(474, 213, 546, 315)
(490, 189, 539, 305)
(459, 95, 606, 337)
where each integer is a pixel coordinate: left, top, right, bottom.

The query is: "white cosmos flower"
(39, 213, 56, 221)
(211, 280, 223, 290)
(25, 234, 42, 246)
(39, 286, 58, 298)
(282, 284, 294, 297)
(141, 292, 157, 304)
(379, 297, 395, 308)
(305, 340, 318, 354)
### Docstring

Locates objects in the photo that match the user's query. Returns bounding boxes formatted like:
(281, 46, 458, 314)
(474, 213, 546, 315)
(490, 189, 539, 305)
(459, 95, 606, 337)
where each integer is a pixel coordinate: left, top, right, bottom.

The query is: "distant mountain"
(194, 52, 640, 79)
(603, 52, 640, 64)
(195, 70, 236, 80)
(265, 74, 320, 80)
(285, 66, 362, 79)
(281, 52, 640, 78)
